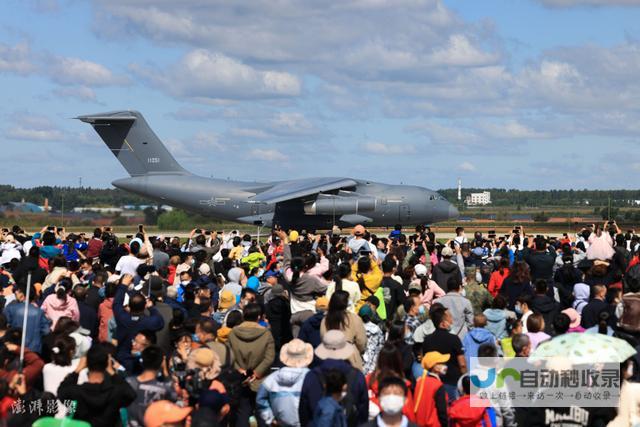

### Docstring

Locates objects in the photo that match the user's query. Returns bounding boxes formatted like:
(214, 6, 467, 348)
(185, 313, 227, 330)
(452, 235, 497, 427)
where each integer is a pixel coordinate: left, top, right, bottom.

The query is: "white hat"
(441, 246, 454, 257)
(315, 330, 355, 360)
(414, 264, 428, 277)
(0, 249, 21, 265)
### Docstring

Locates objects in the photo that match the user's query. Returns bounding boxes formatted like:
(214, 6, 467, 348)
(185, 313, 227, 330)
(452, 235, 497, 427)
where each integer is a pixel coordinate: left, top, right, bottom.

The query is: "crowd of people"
(0, 221, 638, 426)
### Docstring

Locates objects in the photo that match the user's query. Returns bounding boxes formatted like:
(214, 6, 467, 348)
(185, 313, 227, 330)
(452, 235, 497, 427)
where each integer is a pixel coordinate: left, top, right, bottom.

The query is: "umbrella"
(529, 332, 636, 364)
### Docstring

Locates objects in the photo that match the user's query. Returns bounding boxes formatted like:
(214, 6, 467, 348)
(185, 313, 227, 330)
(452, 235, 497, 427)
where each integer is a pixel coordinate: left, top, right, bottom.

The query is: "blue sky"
(2, 0, 640, 190)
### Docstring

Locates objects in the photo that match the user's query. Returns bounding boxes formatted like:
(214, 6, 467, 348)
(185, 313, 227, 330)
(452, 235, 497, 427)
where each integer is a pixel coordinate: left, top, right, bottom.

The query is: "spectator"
(464, 267, 493, 315)
(312, 369, 348, 427)
(525, 313, 550, 351)
(4, 282, 51, 353)
(483, 295, 516, 340)
(580, 284, 609, 329)
(257, 339, 312, 426)
(298, 296, 328, 348)
(326, 262, 361, 313)
(41, 279, 80, 329)
(463, 314, 496, 368)
(530, 279, 560, 335)
(42, 335, 77, 395)
(499, 261, 533, 311)
(413, 351, 449, 427)
(363, 376, 420, 427)
(265, 283, 293, 354)
(432, 246, 460, 292)
(433, 275, 473, 340)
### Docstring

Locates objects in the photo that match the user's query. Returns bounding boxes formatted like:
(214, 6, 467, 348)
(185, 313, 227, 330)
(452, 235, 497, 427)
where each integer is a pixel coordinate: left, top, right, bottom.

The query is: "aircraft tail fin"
(76, 110, 187, 176)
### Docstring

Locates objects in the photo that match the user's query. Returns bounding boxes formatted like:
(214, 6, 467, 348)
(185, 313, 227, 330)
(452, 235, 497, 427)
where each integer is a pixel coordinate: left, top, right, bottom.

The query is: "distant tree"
(158, 210, 191, 230)
(112, 214, 128, 226)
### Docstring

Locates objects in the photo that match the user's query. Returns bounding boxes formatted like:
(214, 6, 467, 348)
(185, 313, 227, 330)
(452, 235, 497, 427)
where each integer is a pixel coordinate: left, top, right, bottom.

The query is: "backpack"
(317, 368, 360, 427)
(624, 264, 640, 293)
(216, 344, 245, 409)
(620, 293, 640, 332)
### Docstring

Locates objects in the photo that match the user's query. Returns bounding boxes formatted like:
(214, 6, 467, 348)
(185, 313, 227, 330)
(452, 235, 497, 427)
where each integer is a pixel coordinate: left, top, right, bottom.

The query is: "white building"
(465, 191, 491, 206)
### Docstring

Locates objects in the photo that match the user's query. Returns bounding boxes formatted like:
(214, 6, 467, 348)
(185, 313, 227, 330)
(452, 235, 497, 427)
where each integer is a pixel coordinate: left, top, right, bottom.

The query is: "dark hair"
(141, 345, 164, 371)
(534, 279, 548, 295)
(324, 369, 346, 395)
(357, 257, 371, 275)
(335, 263, 352, 292)
(492, 294, 507, 310)
(240, 287, 257, 299)
(460, 375, 471, 395)
(430, 305, 448, 328)
(325, 291, 349, 331)
(226, 310, 243, 328)
(478, 343, 497, 357)
(56, 279, 71, 301)
(53, 317, 79, 335)
(512, 261, 531, 284)
(511, 333, 530, 355)
(137, 329, 157, 345)
(73, 285, 87, 302)
(516, 294, 532, 307)
(387, 321, 407, 346)
(243, 302, 262, 322)
(129, 292, 146, 314)
(290, 257, 305, 286)
(51, 335, 76, 367)
(374, 344, 405, 383)
(366, 295, 380, 307)
(446, 275, 461, 291)
(527, 313, 544, 333)
(598, 311, 610, 335)
(553, 313, 571, 335)
(86, 343, 110, 372)
(198, 319, 217, 336)
(378, 375, 408, 396)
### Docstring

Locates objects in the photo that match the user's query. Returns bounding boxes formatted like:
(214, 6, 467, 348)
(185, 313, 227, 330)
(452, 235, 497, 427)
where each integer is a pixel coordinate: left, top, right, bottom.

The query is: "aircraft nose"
(448, 204, 460, 220)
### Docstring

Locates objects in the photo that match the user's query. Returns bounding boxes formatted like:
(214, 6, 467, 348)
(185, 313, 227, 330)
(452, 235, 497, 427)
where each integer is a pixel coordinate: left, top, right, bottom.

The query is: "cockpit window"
(438, 196, 446, 200)
(429, 195, 436, 200)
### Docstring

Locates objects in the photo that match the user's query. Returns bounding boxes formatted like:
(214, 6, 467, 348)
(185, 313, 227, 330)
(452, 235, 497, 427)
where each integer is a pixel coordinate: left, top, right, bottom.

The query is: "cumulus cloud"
(362, 142, 416, 155)
(52, 86, 98, 102)
(0, 42, 35, 74)
(248, 148, 288, 161)
(47, 56, 128, 86)
(5, 112, 66, 141)
(131, 50, 301, 101)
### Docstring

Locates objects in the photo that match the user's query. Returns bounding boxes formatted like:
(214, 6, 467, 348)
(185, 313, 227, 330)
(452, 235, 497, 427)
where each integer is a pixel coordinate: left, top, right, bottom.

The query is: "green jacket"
(228, 321, 275, 391)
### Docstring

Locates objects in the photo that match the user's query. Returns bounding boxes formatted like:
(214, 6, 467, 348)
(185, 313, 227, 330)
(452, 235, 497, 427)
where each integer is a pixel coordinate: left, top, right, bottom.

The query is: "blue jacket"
(256, 366, 309, 426)
(113, 284, 164, 372)
(312, 397, 348, 427)
(299, 359, 368, 426)
(463, 327, 496, 367)
(4, 300, 51, 353)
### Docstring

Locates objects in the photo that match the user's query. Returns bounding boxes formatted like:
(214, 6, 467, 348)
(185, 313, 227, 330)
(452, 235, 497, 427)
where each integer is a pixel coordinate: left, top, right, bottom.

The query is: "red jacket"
(0, 349, 44, 391)
(414, 372, 448, 427)
(488, 269, 509, 297)
(366, 374, 416, 423)
(98, 297, 114, 342)
(448, 395, 495, 427)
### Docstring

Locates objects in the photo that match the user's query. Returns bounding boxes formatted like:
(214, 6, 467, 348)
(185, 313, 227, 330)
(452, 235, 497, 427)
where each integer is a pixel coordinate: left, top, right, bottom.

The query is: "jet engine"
(303, 193, 376, 215)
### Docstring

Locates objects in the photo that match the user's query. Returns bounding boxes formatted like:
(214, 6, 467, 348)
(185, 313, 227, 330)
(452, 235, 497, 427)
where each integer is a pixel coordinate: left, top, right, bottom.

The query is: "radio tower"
(457, 178, 462, 202)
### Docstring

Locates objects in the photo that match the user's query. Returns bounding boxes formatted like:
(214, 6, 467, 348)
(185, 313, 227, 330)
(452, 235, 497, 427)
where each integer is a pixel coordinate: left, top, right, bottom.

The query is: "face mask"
(132, 351, 141, 358)
(418, 305, 426, 316)
(439, 366, 448, 376)
(627, 363, 634, 378)
(192, 334, 200, 343)
(340, 391, 347, 401)
(475, 272, 483, 283)
(98, 287, 106, 299)
(379, 395, 405, 415)
(514, 304, 522, 315)
(257, 269, 264, 277)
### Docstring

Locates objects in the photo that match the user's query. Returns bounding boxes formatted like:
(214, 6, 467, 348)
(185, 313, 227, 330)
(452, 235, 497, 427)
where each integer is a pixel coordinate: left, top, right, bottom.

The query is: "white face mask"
(379, 394, 405, 415)
(340, 390, 347, 401)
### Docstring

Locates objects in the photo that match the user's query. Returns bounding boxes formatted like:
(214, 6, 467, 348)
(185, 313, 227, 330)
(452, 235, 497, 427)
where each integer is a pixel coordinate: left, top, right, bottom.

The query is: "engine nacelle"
(304, 196, 376, 215)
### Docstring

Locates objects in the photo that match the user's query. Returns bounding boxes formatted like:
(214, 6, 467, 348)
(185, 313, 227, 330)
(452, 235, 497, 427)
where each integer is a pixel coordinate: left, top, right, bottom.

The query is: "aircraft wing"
(248, 177, 358, 204)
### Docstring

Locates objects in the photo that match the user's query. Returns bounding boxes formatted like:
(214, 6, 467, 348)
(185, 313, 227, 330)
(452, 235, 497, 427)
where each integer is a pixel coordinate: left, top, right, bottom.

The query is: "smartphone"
(512, 229, 519, 234)
(47, 226, 55, 231)
(126, 234, 133, 239)
(514, 226, 521, 230)
(607, 220, 614, 226)
(138, 224, 144, 233)
(195, 229, 202, 234)
(217, 231, 223, 234)
(205, 231, 211, 235)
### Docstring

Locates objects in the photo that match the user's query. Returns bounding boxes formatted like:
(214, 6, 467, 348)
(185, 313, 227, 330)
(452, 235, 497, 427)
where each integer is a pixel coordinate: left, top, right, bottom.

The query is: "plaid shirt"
(404, 314, 421, 345)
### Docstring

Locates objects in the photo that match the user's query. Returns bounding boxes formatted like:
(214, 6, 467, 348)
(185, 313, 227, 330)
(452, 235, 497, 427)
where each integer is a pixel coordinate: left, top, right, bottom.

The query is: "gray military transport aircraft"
(77, 111, 459, 230)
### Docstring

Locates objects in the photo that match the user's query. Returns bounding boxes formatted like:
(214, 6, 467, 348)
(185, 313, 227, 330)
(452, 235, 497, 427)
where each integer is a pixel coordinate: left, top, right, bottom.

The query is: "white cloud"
(248, 148, 288, 161)
(52, 86, 98, 102)
(5, 113, 66, 141)
(458, 161, 476, 172)
(229, 128, 269, 139)
(0, 42, 35, 74)
(430, 34, 499, 67)
(48, 56, 128, 86)
(131, 49, 301, 101)
(269, 112, 315, 136)
(362, 142, 416, 155)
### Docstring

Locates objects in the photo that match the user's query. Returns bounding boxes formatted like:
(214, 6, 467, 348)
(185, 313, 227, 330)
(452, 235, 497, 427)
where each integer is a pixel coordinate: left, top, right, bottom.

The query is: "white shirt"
(43, 359, 80, 395)
(326, 279, 362, 313)
(115, 255, 143, 276)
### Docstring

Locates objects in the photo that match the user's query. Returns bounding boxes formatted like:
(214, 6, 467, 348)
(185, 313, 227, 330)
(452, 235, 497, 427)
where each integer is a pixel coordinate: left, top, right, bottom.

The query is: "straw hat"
(280, 339, 313, 368)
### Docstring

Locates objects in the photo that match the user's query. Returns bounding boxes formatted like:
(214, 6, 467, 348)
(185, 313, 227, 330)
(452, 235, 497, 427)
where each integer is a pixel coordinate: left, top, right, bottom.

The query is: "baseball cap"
(414, 264, 428, 277)
(422, 351, 450, 370)
(352, 224, 366, 236)
(315, 296, 329, 311)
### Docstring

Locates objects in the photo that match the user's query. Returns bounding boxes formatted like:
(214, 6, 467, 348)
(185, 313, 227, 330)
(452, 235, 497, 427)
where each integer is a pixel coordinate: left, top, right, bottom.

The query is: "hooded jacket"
(483, 308, 515, 340)
(41, 294, 80, 330)
(572, 283, 590, 314)
(463, 327, 496, 367)
(298, 311, 324, 348)
(57, 372, 137, 427)
(432, 259, 460, 292)
(530, 294, 560, 335)
(299, 358, 368, 426)
(256, 366, 309, 427)
(228, 321, 275, 392)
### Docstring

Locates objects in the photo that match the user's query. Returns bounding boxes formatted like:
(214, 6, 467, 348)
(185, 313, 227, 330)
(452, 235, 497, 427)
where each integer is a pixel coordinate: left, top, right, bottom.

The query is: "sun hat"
(414, 264, 428, 277)
(218, 290, 235, 310)
(280, 339, 313, 368)
(562, 308, 581, 329)
(144, 401, 192, 427)
(441, 246, 454, 257)
(422, 351, 451, 370)
(315, 330, 355, 360)
(352, 225, 366, 237)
